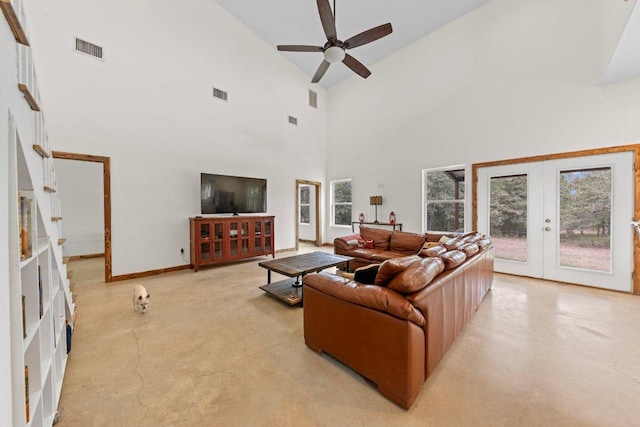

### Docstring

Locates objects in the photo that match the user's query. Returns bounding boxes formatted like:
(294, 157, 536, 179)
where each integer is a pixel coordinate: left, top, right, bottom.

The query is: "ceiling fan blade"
(344, 23, 393, 50)
(311, 60, 331, 83)
(277, 45, 324, 52)
(317, 0, 337, 41)
(342, 54, 371, 79)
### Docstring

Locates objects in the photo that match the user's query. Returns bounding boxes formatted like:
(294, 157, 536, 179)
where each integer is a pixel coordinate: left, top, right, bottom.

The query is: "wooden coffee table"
(259, 252, 353, 306)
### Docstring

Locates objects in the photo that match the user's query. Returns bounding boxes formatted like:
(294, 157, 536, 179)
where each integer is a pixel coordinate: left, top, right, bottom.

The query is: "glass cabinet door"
(229, 221, 239, 256)
(240, 221, 250, 255)
(199, 222, 212, 261)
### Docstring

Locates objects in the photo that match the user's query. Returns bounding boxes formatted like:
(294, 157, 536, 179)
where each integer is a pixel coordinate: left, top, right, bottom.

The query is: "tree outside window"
(423, 167, 466, 232)
(331, 179, 352, 226)
(299, 185, 310, 225)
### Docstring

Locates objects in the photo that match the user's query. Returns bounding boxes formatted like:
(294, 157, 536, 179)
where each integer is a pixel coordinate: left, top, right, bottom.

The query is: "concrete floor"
(56, 244, 640, 426)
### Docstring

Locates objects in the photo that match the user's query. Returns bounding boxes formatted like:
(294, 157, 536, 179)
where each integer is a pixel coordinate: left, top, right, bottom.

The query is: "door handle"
(545, 226, 552, 231)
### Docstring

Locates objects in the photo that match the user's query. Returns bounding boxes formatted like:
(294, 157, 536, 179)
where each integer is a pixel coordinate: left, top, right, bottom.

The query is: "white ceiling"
(214, 0, 491, 88)
(215, 0, 640, 88)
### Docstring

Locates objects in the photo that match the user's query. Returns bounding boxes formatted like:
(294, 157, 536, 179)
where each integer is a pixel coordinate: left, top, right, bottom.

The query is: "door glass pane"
(559, 168, 611, 272)
(490, 175, 528, 262)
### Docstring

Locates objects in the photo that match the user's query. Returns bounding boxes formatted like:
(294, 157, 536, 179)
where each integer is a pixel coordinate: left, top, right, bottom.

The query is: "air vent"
(288, 116, 298, 126)
(309, 90, 318, 108)
(75, 37, 103, 59)
(213, 87, 228, 101)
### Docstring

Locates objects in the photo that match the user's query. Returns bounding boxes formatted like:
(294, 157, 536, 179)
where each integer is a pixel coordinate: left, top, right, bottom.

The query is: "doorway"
(477, 152, 634, 292)
(295, 180, 321, 250)
(52, 151, 113, 282)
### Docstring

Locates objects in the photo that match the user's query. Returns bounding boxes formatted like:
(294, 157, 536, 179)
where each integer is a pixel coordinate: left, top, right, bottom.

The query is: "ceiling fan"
(277, 0, 393, 83)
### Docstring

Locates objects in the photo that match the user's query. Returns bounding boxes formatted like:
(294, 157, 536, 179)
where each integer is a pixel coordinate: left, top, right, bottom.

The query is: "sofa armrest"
(303, 272, 425, 327)
(334, 238, 354, 252)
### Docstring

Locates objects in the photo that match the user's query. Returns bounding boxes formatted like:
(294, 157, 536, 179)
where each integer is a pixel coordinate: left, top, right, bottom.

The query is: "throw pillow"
(353, 264, 381, 284)
(374, 255, 421, 286)
(364, 239, 374, 249)
(422, 241, 440, 249)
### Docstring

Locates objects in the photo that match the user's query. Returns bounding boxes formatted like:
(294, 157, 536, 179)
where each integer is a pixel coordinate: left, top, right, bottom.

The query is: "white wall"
(54, 158, 104, 257)
(325, 0, 640, 242)
(23, 0, 328, 275)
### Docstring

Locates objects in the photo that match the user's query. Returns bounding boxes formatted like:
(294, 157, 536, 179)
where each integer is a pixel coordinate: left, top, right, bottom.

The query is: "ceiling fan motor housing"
(324, 45, 345, 63)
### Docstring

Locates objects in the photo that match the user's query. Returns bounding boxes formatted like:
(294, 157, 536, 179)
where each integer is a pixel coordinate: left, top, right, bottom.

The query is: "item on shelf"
(19, 192, 33, 260)
(389, 211, 396, 224)
(22, 295, 26, 338)
(359, 212, 365, 223)
(66, 324, 72, 354)
(24, 366, 29, 423)
(38, 265, 43, 318)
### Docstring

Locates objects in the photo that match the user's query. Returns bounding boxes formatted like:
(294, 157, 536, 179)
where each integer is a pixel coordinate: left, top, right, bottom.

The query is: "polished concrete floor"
(56, 244, 640, 426)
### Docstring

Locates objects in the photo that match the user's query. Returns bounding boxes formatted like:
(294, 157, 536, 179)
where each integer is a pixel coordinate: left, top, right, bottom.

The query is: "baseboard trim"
(68, 253, 104, 260)
(110, 264, 191, 282)
(277, 247, 297, 254)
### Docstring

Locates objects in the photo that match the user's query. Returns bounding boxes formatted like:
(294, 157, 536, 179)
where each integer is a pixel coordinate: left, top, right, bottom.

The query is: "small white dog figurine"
(133, 284, 150, 314)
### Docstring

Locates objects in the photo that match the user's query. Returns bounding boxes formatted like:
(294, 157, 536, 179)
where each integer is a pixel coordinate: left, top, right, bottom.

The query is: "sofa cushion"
(374, 255, 421, 286)
(443, 238, 464, 251)
(370, 251, 405, 262)
(420, 245, 447, 258)
(387, 257, 445, 294)
(440, 250, 467, 269)
(461, 242, 479, 257)
(360, 227, 393, 250)
(348, 247, 383, 258)
(389, 231, 426, 254)
(477, 238, 492, 250)
(353, 264, 381, 284)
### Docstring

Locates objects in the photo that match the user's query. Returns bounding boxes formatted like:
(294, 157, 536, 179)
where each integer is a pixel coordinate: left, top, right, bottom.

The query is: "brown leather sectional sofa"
(303, 228, 494, 409)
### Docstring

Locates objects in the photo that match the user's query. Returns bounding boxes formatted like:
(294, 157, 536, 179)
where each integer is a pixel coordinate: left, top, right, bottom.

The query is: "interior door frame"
(295, 179, 322, 250)
(52, 151, 113, 283)
(472, 144, 640, 296)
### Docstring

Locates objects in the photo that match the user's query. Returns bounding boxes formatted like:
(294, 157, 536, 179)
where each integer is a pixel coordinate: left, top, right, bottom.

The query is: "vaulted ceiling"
(214, 0, 640, 88)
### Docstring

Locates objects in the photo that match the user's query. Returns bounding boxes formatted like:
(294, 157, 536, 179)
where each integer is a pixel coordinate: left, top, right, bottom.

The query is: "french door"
(477, 152, 634, 292)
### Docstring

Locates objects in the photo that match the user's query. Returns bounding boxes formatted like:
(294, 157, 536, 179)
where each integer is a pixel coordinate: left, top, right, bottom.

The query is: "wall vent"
(213, 87, 228, 101)
(75, 37, 103, 59)
(288, 116, 298, 126)
(309, 90, 318, 108)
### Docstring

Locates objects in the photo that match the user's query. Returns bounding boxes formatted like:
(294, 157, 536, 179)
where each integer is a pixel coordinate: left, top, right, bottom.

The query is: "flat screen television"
(201, 173, 267, 215)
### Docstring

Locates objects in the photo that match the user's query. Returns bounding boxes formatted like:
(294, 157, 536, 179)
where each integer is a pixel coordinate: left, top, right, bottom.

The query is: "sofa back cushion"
(441, 250, 467, 270)
(360, 227, 393, 250)
(420, 245, 447, 258)
(387, 257, 445, 294)
(389, 231, 426, 254)
(374, 255, 421, 286)
(460, 242, 479, 257)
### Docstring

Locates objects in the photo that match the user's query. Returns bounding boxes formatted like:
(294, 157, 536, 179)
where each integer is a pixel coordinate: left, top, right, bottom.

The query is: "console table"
(352, 221, 403, 232)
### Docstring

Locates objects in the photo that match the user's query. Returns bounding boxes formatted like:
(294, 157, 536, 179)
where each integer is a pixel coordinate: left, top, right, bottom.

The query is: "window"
(423, 166, 467, 232)
(299, 185, 310, 225)
(331, 179, 352, 226)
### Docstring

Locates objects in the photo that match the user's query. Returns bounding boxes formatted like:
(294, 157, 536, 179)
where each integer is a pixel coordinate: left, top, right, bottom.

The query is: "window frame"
(330, 178, 352, 227)
(422, 165, 470, 233)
